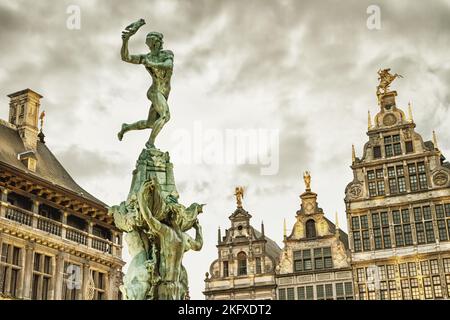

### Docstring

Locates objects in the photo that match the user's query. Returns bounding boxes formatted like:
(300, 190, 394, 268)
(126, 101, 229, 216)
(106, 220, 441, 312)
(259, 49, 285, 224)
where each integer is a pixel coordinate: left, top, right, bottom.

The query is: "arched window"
(237, 252, 247, 276)
(306, 219, 317, 239)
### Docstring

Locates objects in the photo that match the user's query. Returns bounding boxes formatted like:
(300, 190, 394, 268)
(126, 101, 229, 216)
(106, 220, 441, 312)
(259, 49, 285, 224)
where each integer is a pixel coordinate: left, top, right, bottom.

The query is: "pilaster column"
(22, 243, 34, 299)
(81, 262, 90, 300)
(0, 187, 8, 217)
(87, 221, 93, 248)
(0, 187, 8, 201)
(31, 200, 39, 228)
(108, 268, 117, 300)
(61, 212, 68, 239)
(53, 253, 65, 300)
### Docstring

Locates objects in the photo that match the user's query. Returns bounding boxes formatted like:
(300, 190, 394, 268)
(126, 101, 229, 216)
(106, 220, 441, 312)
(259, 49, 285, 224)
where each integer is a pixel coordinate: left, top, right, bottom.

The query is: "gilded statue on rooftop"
(376, 68, 402, 102)
(303, 171, 311, 191)
(234, 186, 244, 208)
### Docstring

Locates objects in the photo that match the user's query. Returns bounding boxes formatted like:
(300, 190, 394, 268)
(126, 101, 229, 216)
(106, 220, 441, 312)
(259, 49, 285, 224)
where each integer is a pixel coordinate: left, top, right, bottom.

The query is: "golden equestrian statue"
(376, 68, 403, 102)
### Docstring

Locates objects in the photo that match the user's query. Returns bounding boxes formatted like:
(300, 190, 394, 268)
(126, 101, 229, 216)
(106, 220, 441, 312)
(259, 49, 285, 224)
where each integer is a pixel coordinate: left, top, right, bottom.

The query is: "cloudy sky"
(1, 0, 449, 299)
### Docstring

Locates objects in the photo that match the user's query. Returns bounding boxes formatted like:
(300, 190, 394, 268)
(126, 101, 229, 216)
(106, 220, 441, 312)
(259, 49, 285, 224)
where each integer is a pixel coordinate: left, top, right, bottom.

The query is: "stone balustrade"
(0, 202, 119, 257)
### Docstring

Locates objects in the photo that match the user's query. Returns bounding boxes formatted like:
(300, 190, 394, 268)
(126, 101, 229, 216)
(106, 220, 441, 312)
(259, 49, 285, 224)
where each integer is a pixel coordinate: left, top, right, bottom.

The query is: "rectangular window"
(425, 221, 435, 243)
(335, 283, 344, 299)
(303, 250, 312, 271)
(323, 247, 332, 269)
(278, 288, 286, 300)
(408, 162, 428, 191)
(408, 262, 417, 277)
(387, 265, 395, 279)
(432, 276, 443, 298)
(305, 286, 313, 300)
(399, 263, 408, 278)
(421, 260, 430, 276)
(423, 277, 433, 299)
(353, 232, 361, 252)
(92, 270, 106, 300)
(383, 227, 392, 248)
(430, 260, 440, 275)
(393, 143, 402, 155)
(388, 280, 398, 300)
(405, 141, 414, 153)
(344, 282, 354, 299)
(362, 230, 370, 251)
(443, 258, 450, 273)
(361, 216, 369, 229)
(368, 169, 385, 197)
(401, 279, 411, 300)
(398, 177, 406, 193)
(410, 278, 420, 300)
(223, 261, 229, 277)
(293, 250, 302, 272)
(357, 268, 366, 282)
(352, 215, 368, 252)
(31, 253, 53, 300)
(435, 205, 445, 218)
(316, 284, 324, 300)
(368, 182, 377, 197)
(0, 243, 22, 298)
(385, 144, 393, 157)
(384, 135, 401, 157)
(287, 287, 295, 300)
(325, 284, 333, 300)
(297, 286, 305, 300)
(314, 248, 323, 270)
(358, 284, 367, 300)
(255, 257, 261, 274)
(373, 146, 382, 159)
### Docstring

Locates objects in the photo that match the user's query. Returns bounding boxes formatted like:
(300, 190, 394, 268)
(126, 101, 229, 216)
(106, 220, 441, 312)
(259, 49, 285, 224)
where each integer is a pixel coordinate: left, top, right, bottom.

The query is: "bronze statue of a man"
(118, 19, 173, 149)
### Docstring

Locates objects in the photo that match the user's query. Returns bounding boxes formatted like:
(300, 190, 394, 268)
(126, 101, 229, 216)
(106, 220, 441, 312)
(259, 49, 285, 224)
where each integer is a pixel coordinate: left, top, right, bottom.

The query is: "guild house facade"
(0, 89, 125, 300)
(345, 77, 450, 299)
(276, 173, 354, 300)
(204, 187, 282, 300)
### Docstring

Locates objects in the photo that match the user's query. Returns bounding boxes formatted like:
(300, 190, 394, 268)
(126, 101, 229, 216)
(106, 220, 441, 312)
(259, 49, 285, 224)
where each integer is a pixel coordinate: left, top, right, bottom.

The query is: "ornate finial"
(261, 220, 265, 238)
(283, 218, 287, 238)
(39, 110, 45, 129)
(376, 68, 403, 103)
(303, 171, 311, 191)
(234, 186, 244, 208)
(38, 110, 46, 143)
(352, 145, 356, 163)
(408, 102, 413, 122)
(433, 131, 439, 149)
(335, 211, 339, 230)
(368, 110, 372, 130)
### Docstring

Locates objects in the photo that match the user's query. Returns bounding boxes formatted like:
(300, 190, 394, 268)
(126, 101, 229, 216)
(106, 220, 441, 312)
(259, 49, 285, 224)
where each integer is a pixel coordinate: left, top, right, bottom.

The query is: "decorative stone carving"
(383, 113, 397, 126)
(348, 183, 363, 199)
(433, 170, 449, 187)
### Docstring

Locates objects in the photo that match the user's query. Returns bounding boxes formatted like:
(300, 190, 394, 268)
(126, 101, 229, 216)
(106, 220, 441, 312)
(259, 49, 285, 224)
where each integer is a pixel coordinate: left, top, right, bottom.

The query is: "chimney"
(7, 88, 43, 151)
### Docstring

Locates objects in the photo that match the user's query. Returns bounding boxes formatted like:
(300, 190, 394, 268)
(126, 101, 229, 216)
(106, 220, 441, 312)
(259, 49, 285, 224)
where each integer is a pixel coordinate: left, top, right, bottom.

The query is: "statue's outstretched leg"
(117, 107, 158, 141)
(146, 93, 170, 148)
